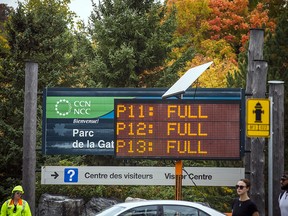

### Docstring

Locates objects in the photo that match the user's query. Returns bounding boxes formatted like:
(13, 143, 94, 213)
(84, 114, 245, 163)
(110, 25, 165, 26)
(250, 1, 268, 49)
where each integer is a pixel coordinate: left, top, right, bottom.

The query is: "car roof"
(116, 200, 208, 208)
(110, 200, 225, 215)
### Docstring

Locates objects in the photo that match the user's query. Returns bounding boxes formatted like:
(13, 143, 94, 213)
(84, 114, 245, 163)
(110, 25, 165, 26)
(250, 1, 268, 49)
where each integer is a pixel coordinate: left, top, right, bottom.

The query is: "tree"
(166, 0, 211, 46)
(226, 49, 247, 88)
(164, 0, 241, 88)
(267, 0, 287, 19)
(264, 10, 288, 168)
(208, 0, 275, 52)
(189, 39, 238, 88)
(0, 0, 91, 200)
(88, 0, 176, 87)
(0, 3, 13, 32)
(0, 4, 12, 72)
(207, 0, 249, 51)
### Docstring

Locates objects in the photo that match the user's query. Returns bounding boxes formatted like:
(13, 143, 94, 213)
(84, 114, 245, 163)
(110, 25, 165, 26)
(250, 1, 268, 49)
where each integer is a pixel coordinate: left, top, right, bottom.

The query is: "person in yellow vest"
(0, 185, 32, 216)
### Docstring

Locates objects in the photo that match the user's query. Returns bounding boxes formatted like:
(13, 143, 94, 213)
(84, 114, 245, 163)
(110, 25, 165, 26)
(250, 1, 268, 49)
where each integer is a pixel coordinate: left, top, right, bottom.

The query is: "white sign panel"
(41, 166, 244, 186)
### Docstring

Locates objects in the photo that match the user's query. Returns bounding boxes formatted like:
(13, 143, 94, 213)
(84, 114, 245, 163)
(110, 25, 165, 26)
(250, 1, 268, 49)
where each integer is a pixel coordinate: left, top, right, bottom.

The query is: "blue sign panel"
(64, 168, 79, 183)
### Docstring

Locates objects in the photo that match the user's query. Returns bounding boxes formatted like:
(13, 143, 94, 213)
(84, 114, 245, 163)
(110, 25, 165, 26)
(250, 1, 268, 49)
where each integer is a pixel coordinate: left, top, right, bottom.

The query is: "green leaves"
(89, 0, 176, 87)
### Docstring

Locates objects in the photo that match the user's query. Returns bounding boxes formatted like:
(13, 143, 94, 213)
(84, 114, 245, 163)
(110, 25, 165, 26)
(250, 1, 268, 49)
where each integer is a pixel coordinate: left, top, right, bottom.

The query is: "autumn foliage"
(166, 0, 276, 87)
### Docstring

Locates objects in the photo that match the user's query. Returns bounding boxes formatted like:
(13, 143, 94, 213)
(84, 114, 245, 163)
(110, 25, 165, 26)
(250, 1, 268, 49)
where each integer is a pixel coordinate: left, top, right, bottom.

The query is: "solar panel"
(162, 61, 213, 99)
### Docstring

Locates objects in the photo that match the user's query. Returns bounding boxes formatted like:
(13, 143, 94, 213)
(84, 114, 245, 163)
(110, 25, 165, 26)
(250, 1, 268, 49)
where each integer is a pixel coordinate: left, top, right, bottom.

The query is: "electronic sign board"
(115, 99, 244, 159)
(43, 88, 245, 156)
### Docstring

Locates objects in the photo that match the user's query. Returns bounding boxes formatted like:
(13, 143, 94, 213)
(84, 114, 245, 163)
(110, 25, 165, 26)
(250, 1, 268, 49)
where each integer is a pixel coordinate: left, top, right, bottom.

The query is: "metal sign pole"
(268, 96, 273, 216)
(175, 160, 183, 200)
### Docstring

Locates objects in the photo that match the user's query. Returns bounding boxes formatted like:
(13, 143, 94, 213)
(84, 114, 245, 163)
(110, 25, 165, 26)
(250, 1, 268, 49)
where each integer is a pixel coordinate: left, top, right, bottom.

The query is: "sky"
(1, 0, 94, 24)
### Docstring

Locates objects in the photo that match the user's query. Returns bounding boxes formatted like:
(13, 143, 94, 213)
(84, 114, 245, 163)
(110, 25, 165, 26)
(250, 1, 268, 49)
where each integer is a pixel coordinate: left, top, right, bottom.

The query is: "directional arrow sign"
(41, 166, 244, 186)
(51, 172, 59, 179)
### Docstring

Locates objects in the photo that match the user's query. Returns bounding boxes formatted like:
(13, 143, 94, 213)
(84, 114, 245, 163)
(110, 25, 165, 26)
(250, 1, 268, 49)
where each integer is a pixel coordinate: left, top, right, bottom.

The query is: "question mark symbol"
(67, 170, 75, 181)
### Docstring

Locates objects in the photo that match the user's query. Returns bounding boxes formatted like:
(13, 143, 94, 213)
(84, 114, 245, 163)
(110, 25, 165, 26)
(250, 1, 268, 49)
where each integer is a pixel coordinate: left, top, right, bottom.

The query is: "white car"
(95, 200, 226, 216)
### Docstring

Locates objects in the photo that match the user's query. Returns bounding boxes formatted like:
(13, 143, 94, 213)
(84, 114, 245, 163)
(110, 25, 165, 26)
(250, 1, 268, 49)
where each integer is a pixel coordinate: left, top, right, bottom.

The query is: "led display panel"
(115, 99, 242, 160)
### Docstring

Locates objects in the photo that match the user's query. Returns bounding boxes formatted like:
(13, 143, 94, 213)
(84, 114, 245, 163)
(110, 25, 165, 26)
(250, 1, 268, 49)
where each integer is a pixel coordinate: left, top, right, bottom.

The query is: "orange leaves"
(208, 0, 249, 48)
(208, 0, 275, 49)
(164, 0, 276, 87)
(167, 0, 276, 49)
(249, 3, 276, 30)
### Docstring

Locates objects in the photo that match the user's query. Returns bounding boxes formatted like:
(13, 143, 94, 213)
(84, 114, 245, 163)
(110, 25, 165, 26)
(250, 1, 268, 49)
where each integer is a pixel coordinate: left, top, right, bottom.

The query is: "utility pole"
(23, 61, 38, 216)
(245, 29, 266, 216)
(250, 60, 267, 216)
(268, 81, 284, 216)
(245, 29, 264, 179)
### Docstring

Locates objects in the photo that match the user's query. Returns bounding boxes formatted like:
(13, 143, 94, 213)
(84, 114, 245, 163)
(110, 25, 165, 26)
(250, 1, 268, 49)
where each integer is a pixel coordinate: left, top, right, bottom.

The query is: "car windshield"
(95, 206, 126, 216)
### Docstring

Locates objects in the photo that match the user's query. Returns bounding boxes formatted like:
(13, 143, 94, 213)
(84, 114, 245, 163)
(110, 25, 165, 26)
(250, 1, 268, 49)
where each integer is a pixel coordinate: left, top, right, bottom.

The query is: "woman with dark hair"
(232, 179, 259, 216)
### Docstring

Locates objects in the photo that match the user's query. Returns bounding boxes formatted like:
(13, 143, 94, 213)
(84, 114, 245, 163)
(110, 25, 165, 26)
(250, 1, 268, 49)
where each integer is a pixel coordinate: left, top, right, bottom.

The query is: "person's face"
(14, 191, 22, 200)
(280, 175, 288, 189)
(236, 180, 249, 195)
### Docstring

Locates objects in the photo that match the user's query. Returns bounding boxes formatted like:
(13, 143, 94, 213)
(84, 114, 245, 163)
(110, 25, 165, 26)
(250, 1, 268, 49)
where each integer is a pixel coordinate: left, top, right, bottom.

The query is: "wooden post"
(245, 29, 264, 179)
(22, 61, 38, 216)
(175, 160, 183, 200)
(249, 60, 267, 216)
(268, 81, 284, 216)
(246, 29, 265, 93)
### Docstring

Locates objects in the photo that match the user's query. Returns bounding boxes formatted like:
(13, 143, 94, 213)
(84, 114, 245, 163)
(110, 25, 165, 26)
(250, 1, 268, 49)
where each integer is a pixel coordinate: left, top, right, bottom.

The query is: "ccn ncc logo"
(55, 99, 91, 116)
(55, 99, 72, 116)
